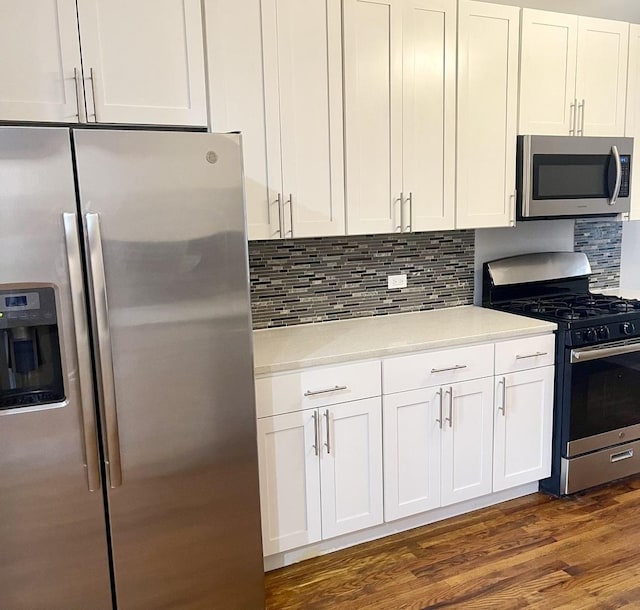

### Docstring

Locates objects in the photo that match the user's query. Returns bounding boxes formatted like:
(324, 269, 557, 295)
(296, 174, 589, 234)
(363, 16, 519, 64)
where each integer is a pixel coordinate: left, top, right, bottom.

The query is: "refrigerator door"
(0, 127, 112, 609)
(73, 129, 264, 610)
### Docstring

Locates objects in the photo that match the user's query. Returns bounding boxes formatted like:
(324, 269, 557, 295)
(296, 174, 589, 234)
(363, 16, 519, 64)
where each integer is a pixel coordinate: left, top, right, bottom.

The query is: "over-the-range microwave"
(517, 135, 633, 220)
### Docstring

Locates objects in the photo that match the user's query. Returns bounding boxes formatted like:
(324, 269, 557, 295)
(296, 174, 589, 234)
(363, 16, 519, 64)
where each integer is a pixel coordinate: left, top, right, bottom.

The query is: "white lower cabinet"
(257, 397, 383, 556)
(441, 378, 494, 506)
(384, 377, 493, 521)
(257, 334, 555, 558)
(493, 366, 554, 492)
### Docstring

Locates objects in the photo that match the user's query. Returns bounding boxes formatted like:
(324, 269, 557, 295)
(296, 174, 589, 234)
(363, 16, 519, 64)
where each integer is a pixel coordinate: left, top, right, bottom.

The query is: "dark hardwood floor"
(265, 476, 640, 609)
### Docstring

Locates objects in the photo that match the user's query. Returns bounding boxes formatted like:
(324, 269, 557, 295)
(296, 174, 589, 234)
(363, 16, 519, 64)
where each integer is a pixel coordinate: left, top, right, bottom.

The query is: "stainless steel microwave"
(517, 135, 633, 220)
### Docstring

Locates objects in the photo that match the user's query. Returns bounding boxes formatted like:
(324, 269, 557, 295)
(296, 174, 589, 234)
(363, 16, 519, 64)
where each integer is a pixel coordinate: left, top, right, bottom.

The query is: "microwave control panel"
(620, 155, 630, 197)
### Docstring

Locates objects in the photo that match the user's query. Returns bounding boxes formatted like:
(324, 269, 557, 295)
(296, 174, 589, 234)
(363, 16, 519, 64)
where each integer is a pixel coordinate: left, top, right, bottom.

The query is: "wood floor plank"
(265, 476, 640, 609)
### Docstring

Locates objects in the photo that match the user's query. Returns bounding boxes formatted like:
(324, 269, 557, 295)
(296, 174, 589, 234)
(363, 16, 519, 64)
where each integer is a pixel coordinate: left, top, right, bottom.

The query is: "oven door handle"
(608, 145, 622, 206)
(571, 340, 640, 363)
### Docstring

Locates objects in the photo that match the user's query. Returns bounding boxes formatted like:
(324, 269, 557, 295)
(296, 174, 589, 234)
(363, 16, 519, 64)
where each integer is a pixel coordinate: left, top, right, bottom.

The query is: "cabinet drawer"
(255, 360, 381, 418)
(495, 334, 555, 375)
(382, 344, 494, 394)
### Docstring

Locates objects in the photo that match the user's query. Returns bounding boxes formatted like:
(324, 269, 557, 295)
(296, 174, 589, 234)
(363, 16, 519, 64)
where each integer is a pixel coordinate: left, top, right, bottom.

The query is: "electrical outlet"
(388, 274, 407, 289)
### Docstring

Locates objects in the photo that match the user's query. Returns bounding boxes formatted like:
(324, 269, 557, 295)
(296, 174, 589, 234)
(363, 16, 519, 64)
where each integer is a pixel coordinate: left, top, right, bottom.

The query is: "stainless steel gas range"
(483, 252, 640, 496)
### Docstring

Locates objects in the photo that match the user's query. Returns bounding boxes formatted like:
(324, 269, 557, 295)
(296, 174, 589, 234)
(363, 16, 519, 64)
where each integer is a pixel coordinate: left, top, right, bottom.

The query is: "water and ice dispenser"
(0, 287, 65, 409)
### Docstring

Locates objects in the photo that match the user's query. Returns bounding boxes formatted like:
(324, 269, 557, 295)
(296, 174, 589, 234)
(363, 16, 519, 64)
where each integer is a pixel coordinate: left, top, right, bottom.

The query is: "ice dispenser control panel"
(0, 287, 65, 410)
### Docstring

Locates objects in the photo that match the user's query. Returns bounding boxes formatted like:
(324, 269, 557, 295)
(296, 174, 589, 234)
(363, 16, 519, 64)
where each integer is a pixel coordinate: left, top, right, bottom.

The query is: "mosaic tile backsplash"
(249, 232, 475, 329)
(574, 220, 622, 290)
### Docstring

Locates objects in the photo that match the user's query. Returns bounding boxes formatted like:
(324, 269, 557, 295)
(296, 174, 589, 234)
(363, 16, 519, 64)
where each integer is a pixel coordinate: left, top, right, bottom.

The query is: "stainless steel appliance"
(483, 252, 640, 496)
(0, 126, 264, 609)
(517, 135, 633, 219)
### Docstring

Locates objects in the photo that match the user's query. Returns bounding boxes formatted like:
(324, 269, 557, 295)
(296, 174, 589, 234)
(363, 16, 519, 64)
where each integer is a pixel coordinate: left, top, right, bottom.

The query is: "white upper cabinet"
(575, 17, 629, 137)
(456, 1, 519, 229)
(206, 0, 345, 240)
(76, 0, 207, 126)
(626, 24, 640, 221)
(519, 10, 629, 137)
(0, 0, 207, 126)
(344, 0, 403, 235)
(519, 10, 578, 136)
(402, 0, 456, 232)
(344, 0, 455, 235)
(0, 0, 83, 122)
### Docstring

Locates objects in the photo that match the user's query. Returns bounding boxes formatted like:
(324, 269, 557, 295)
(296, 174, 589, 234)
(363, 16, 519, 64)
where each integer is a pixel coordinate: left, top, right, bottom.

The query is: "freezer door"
(0, 127, 112, 609)
(73, 129, 264, 610)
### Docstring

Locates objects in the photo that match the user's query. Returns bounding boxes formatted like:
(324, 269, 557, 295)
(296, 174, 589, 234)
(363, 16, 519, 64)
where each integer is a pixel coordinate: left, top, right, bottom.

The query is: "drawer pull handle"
(611, 449, 633, 463)
(515, 351, 548, 360)
(431, 364, 467, 374)
(304, 385, 348, 397)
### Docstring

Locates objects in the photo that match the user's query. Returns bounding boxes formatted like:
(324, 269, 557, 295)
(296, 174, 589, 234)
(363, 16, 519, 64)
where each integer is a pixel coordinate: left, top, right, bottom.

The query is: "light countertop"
(253, 306, 557, 375)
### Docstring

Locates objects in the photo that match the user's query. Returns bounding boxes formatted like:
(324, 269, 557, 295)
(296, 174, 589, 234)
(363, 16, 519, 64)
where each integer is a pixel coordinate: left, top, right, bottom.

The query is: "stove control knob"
(597, 326, 610, 341)
(584, 328, 597, 342)
(621, 322, 636, 336)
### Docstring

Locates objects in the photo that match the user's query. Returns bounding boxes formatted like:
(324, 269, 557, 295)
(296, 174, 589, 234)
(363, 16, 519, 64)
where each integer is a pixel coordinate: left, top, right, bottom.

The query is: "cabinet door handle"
(577, 99, 585, 136)
(304, 385, 347, 397)
(324, 410, 331, 454)
(398, 192, 404, 232)
(406, 192, 413, 232)
(498, 377, 506, 416)
(274, 193, 283, 238)
(445, 386, 453, 428)
(88, 67, 98, 122)
(515, 351, 548, 360)
(435, 387, 443, 429)
(286, 193, 293, 238)
(312, 411, 320, 456)
(569, 98, 577, 135)
(431, 364, 467, 374)
(73, 67, 84, 122)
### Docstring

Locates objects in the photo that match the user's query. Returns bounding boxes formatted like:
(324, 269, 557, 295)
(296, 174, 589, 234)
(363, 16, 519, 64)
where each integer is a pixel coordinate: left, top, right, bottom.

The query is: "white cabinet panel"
(626, 24, 640, 221)
(519, 10, 578, 136)
(576, 17, 629, 137)
(441, 377, 494, 506)
(402, 0, 456, 231)
(321, 398, 384, 538)
(264, 0, 345, 238)
(344, 0, 403, 235)
(77, 0, 207, 126)
(494, 334, 556, 375)
(0, 0, 82, 122)
(257, 411, 322, 555)
(456, 1, 519, 229)
(493, 367, 554, 491)
(205, 0, 276, 239)
(383, 389, 441, 521)
(255, 360, 381, 418)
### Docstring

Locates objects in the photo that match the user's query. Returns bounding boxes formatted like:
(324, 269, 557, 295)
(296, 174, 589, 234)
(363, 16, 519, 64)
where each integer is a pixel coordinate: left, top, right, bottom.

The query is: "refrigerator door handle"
(63, 213, 102, 492)
(85, 213, 123, 488)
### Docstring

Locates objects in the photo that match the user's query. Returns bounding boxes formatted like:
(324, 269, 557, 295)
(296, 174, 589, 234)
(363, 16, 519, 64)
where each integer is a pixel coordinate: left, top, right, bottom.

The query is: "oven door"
(518, 135, 632, 219)
(567, 339, 640, 456)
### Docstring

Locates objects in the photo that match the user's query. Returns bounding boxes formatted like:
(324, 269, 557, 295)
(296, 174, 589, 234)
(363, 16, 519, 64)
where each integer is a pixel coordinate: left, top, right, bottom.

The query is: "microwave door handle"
(609, 145, 622, 206)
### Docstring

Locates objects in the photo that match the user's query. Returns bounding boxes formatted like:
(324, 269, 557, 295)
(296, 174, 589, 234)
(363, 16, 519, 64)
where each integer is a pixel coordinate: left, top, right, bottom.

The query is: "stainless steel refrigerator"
(0, 126, 265, 609)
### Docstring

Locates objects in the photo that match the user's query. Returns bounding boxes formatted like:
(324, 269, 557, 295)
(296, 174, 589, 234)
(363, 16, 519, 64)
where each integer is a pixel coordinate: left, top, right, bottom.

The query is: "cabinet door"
(77, 0, 207, 126)
(575, 17, 629, 137)
(0, 0, 82, 122)
(344, 0, 403, 235)
(383, 388, 441, 521)
(402, 0, 456, 232)
(626, 24, 640, 221)
(493, 367, 554, 492)
(263, 0, 345, 238)
(441, 377, 494, 506)
(519, 10, 578, 136)
(205, 0, 278, 239)
(256, 411, 322, 556)
(456, 1, 519, 229)
(320, 398, 383, 539)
